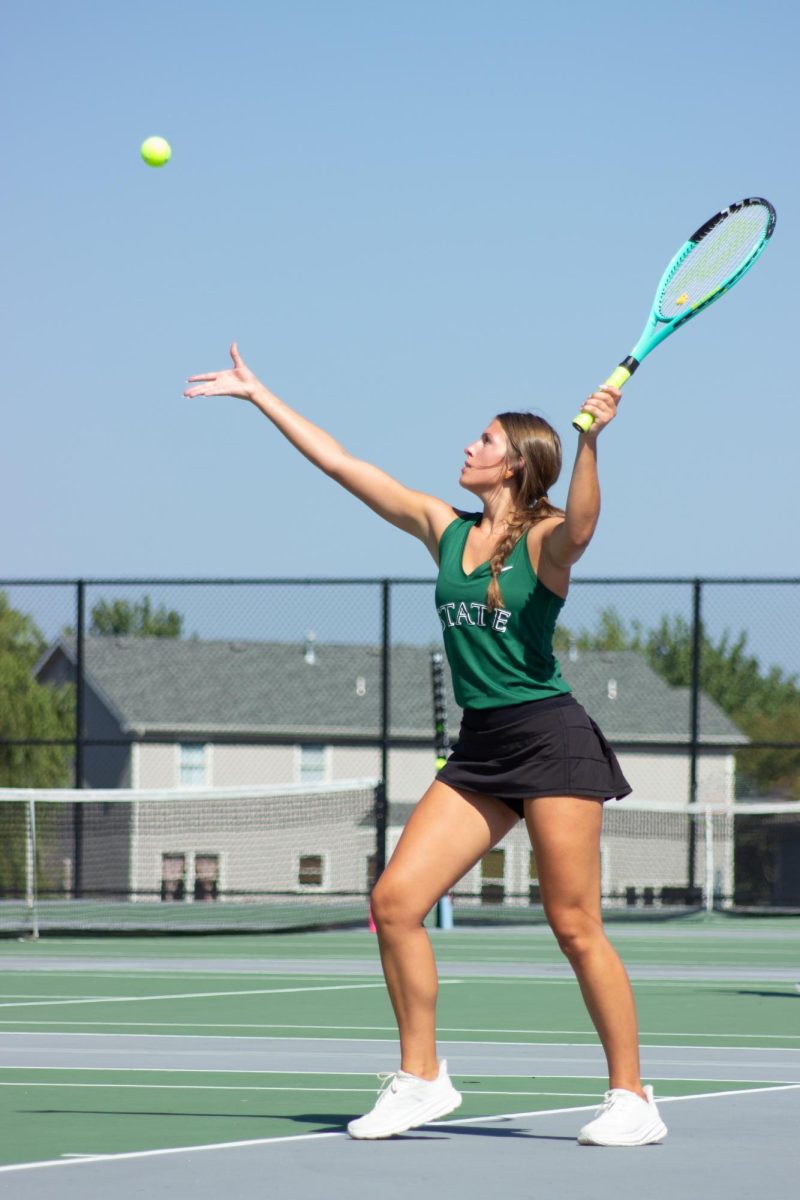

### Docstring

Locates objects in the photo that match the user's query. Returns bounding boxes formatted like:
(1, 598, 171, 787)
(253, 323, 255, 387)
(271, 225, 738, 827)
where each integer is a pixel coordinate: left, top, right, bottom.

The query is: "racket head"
(634, 197, 776, 360)
(573, 197, 775, 433)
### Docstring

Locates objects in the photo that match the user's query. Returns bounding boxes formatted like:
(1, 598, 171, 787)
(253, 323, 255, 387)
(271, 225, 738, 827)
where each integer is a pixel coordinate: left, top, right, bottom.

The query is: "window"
(298, 744, 327, 784)
(161, 853, 186, 902)
(298, 854, 325, 888)
(179, 743, 207, 787)
(194, 854, 219, 902)
(480, 849, 505, 904)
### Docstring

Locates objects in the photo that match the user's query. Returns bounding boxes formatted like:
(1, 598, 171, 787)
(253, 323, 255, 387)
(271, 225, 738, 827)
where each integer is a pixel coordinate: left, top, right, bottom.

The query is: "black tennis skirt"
(436, 693, 632, 819)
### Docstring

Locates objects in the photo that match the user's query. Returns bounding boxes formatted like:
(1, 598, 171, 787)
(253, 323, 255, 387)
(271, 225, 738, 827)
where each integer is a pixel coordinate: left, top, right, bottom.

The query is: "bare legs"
(369, 780, 518, 1078)
(524, 796, 645, 1097)
(371, 783, 644, 1096)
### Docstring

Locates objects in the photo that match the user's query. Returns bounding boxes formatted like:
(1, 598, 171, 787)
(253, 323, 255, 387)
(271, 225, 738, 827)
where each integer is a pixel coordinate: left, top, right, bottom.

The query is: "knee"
(370, 876, 422, 932)
(548, 909, 603, 964)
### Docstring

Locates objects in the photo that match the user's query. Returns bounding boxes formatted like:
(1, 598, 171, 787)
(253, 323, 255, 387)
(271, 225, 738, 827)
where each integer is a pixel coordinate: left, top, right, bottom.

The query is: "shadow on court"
(702, 987, 800, 1000)
(429, 1127, 576, 1143)
(18, 1106, 578, 1142)
(286, 1113, 574, 1141)
(20, 1108, 345, 1131)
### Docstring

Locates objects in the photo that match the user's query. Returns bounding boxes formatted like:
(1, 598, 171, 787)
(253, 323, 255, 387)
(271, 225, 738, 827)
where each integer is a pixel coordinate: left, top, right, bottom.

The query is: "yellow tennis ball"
(140, 136, 172, 167)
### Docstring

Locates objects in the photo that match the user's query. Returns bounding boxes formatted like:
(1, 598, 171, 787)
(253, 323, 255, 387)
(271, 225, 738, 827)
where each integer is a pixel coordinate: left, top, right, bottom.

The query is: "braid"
(486, 502, 558, 611)
(484, 411, 566, 611)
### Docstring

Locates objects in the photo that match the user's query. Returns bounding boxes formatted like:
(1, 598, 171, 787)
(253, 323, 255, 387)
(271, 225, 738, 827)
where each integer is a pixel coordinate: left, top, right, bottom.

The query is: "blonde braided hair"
(486, 412, 565, 611)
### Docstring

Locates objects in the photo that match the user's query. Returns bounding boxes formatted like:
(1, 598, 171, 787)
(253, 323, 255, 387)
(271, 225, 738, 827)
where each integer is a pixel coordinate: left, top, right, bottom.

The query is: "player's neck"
(478, 493, 517, 536)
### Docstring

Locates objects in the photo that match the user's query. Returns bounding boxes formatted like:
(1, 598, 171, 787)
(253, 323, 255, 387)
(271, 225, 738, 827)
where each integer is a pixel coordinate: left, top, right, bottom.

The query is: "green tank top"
(434, 513, 571, 710)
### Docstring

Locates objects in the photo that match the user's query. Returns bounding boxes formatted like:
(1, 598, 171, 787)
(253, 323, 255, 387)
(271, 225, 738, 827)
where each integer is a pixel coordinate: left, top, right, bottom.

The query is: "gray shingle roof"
(38, 639, 744, 744)
(560, 649, 746, 743)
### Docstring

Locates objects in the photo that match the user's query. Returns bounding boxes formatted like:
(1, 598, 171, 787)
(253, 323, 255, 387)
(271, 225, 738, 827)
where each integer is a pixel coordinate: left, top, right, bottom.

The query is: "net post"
(437, 893, 454, 930)
(25, 796, 40, 941)
(687, 579, 703, 897)
(430, 650, 454, 930)
(703, 805, 715, 913)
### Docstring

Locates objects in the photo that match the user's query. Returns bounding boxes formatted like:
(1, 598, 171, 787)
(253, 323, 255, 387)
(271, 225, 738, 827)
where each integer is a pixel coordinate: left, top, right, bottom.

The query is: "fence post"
(73, 579, 86, 898)
(687, 578, 703, 898)
(375, 580, 391, 881)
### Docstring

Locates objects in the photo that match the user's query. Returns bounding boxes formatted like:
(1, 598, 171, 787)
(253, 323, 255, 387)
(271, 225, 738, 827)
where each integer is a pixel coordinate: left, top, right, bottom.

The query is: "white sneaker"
(347, 1060, 462, 1139)
(577, 1085, 667, 1146)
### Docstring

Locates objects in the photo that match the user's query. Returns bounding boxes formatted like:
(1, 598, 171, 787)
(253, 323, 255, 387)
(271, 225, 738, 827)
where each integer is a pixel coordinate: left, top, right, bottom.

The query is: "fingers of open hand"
(184, 373, 219, 398)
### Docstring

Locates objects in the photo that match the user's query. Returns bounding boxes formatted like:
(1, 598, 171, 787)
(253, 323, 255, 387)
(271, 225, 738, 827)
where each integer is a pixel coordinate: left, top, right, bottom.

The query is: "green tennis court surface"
(0, 916, 798, 1188)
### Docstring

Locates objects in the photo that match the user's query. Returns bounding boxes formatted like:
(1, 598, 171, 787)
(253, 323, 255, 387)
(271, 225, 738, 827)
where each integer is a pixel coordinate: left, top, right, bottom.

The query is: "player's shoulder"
(428, 502, 472, 541)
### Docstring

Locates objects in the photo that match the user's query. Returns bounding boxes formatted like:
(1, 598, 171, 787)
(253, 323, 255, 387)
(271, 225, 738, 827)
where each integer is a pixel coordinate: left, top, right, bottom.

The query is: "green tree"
(0, 593, 74, 895)
(89, 596, 183, 638)
(557, 606, 800, 799)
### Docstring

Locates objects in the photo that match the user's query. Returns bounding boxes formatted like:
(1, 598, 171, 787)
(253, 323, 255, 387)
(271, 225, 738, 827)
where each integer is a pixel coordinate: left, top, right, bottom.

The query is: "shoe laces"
(596, 1088, 639, 1114)
(373, 1068, 425, 1104)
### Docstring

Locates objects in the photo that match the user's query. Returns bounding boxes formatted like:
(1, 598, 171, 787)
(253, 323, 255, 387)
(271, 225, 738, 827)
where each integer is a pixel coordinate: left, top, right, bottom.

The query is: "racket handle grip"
(572, 358, 638, 433)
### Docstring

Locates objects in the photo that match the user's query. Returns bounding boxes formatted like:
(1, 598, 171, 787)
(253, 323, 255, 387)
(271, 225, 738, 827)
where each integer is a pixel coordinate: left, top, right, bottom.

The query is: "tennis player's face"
(460, 420, 509, 492)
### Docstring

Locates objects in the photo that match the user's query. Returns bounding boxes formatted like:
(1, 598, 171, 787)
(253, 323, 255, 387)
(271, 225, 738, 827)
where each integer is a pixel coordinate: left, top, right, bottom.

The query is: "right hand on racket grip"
(185, 343, 259, 402)
(573, 386, 622, 436)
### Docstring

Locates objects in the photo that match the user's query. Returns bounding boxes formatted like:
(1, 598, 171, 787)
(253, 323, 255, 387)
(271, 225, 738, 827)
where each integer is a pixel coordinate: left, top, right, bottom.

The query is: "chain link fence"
(1, 576, 799, 912)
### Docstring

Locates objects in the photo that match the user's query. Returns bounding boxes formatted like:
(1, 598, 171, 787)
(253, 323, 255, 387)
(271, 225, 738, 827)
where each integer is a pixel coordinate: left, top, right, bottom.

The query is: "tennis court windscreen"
(0, 779, 379, 937)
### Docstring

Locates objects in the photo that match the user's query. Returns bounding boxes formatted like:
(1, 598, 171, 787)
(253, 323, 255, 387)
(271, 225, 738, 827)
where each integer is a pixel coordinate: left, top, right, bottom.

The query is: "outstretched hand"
(184, 343, 259, 402)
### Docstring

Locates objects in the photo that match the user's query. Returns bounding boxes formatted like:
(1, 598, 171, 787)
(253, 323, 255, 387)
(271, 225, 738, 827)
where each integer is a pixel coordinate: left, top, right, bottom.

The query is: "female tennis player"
(185, 344, 667, 1148)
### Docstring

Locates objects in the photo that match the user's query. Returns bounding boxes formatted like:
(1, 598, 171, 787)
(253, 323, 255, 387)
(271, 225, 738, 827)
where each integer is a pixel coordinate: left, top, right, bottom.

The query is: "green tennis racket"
(573, 197, 776, 433)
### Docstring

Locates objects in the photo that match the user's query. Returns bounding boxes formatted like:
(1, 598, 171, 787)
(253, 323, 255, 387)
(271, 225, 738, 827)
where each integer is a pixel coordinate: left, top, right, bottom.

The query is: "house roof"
(36, 637, 746, 746)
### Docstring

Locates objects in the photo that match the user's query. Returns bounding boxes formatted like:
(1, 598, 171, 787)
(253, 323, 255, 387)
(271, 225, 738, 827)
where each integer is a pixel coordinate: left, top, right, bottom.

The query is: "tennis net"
(2, 787, 797, 936)
(450, 799, 800, 922)
(0, 779, 380, 937)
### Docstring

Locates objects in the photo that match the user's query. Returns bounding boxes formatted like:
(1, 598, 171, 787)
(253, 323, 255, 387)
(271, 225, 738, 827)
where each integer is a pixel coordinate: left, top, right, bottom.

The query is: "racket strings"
(658, 204, 771, 320)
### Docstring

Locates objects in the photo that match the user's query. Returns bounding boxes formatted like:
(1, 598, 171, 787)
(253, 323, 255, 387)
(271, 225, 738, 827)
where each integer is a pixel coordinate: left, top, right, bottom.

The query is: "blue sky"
(2, 0, 798, 605)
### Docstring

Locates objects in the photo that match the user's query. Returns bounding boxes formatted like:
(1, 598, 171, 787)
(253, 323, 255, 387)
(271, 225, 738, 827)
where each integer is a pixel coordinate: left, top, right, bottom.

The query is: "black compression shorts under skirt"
(436, 693, 632, 819)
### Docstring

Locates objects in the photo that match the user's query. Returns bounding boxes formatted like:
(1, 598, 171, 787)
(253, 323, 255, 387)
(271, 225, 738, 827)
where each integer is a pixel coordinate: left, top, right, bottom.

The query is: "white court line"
(0, 994, 110, 999)
(0, 972, 386, 980)
(0, 982, 412, 1009)
(5, 1020, 796, 1042)
(2, 971, 794, 989)
(0, 1082, 606, 1098)
(0, 1019, 798, 1041)
(0, 1083, 798, 1175)
(0, 1131, 346, 1173)
(2, 1029, 798, 1057)
(459, 977, 799, 986)
(437, 1082, 800, 1128)
(7, 957, 794, 972)
(0, 1067, 795, 1085)
(1, 1076, 796, 1095)
(0, 1082, 386, 1093)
